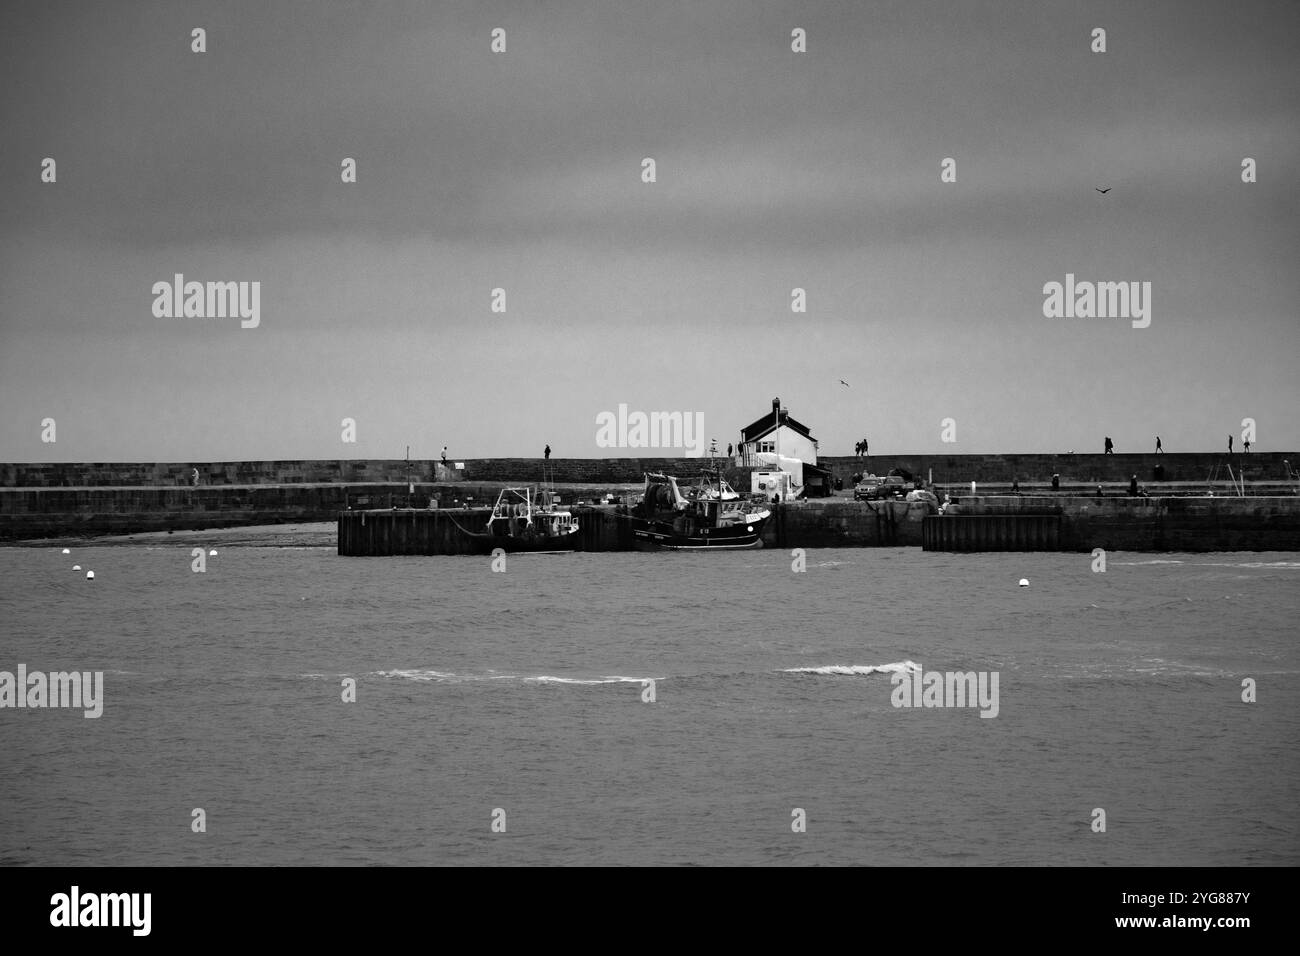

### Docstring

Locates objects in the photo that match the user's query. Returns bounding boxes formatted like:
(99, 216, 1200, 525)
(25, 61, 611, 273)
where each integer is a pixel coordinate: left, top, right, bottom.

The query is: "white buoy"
(86, 571, 95, 580)
(62, 548, 70, 554)
(72, 565, 81, 571)
(1018, 578, 1029, 587)
(209, 549, 218, 556)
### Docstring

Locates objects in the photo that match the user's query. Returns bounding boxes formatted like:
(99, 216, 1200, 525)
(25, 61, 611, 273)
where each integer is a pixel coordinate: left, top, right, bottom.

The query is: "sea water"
(1, 545, 1296, 866)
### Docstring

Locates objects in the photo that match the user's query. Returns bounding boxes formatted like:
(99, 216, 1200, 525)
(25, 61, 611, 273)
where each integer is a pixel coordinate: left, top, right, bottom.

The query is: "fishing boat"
(465, 486, 580, 553)
(631, 467, 771, 550)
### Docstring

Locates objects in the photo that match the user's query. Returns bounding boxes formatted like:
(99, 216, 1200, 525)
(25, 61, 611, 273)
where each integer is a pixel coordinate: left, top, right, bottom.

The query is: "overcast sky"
(2, 0, 1297, 462)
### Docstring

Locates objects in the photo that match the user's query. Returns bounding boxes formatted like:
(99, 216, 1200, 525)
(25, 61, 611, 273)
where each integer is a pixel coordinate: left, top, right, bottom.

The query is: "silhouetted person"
(1104, 436, 1113, 455)
(1155, 436, 1163, 454)
(1051, 473, 1060, 490)
(441, 446, 448, 463)
(1011, 478, 1020, 494)
(1096, 484, 1104, 498)
(544, 444, 551, 460)
(727, 443, 733, 456)
(1244, 439, 1251, 453)
(1129, 474, 1138, 496)
(1228, 435, 1233, 453)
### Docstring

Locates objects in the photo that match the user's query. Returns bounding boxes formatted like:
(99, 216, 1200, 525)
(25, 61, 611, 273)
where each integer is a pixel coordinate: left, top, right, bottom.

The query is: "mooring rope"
(439, 509, 488, 537)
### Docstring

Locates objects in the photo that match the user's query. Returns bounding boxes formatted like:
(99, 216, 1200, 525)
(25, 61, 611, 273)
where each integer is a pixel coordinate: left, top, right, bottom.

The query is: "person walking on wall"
(544, 444, 551, 460)
(1155, 436, 1163, 454)
(1228, 435, 1233, 454)
(1129, 474, 1138, 497)
(1104, 436, 1113, 455)
(441, 446, 448, 463)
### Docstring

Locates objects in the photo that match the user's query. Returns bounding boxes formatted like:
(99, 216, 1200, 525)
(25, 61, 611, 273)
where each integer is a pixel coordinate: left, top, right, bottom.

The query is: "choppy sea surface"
(1, 542, 1297, 866)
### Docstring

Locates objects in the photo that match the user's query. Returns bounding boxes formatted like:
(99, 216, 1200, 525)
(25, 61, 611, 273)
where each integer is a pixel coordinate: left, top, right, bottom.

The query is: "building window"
(758, 441, 775, 454)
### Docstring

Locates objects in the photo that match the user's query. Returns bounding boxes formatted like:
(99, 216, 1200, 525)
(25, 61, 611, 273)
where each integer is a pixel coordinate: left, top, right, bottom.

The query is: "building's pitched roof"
(741, 408, 815, 442)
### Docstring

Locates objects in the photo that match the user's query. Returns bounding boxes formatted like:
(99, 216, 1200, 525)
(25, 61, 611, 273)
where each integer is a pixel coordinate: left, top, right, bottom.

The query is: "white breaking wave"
(369, 669, 654, 685)
(784, 660, 921, 677)
(524, 675, 651, 685)
(372, 668, 459, 682)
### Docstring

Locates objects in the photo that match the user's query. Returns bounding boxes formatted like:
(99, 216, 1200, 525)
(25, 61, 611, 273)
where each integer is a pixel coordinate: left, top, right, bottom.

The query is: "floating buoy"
(1018, 578, 1029, 587)
(86, 571, 95, 580)
(209, 549, 218, 556)
(62, 548, 70, 554)
(72, 565, 81, 571)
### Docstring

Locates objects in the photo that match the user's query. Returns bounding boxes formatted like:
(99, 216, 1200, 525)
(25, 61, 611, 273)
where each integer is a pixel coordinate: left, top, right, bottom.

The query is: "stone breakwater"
(4, 452, 1295, 488)
(3, 485, 1297, 550)
(1, 454, 1297, 547)
(0, 483, 628, 541)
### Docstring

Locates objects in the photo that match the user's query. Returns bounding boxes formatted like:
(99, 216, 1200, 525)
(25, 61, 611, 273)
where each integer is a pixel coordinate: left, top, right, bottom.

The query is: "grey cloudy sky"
(2, 0, 1297, 461)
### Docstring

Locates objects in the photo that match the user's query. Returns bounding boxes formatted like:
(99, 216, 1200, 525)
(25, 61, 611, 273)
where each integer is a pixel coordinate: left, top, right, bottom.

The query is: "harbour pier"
(3, 454, 1298, 552)
(335, 495, 1300, 555)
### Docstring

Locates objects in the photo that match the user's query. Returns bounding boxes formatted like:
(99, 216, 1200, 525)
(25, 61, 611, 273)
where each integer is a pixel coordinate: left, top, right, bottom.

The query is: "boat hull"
(631, 519, 767, 551)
